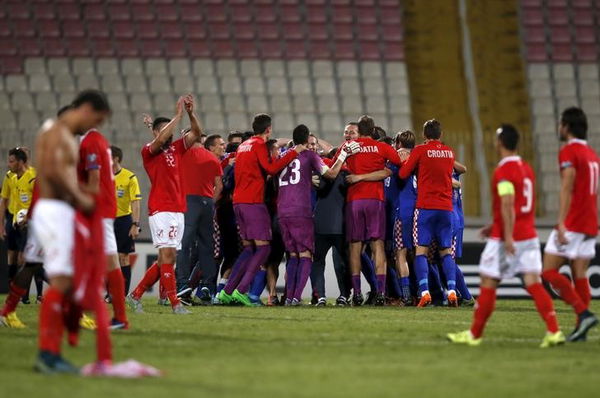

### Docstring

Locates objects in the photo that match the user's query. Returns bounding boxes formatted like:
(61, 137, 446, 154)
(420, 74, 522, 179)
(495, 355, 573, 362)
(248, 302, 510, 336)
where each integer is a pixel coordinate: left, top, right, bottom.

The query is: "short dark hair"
(423, 119, 442, 140)
(357, 115, 375, 137)
(252, 113, 271, 134)
(228, 131, 244, 142)
(327, 147, 338, 159)
(496, 124, 519, 151)
(560, 107, 587, 139)
(57, 105, 72, 117)
(380, 136, 394, 146)
(204, 134, 222, 150)
(347, 122, 358, 127)
(242, 131, 253, 141)
(226, 142, 240, 153)
(8, 148, 27, 163)
(71, 89, 111, 113)
(293, 125, 310, 145)
(266, 139, 278, 161)
(111, 145, 123, 163)
(309, 133, 319, 143)
(152, 116, 171, 131)
(396, 130, 415, 149)
(374, 126, 387, 140)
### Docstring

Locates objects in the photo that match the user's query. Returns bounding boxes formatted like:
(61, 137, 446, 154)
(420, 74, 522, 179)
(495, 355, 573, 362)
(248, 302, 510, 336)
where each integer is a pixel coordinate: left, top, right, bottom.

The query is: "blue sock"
(441, 254, 457, 291)
(428, 264, 446, 301)
(216, 278, 227, 294)
(400, 277, 411, 300)
(386, 267, 402, 298)
(414, 255, 429, 295)
(455, 266, 472, 300)
(360, 252, 378, 292)
(249, 269, 267, 301)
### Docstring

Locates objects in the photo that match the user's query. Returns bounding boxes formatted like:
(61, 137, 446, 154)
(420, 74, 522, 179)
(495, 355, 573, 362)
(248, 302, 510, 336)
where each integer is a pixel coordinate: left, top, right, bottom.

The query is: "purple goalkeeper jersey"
(277, 150, 326, 218)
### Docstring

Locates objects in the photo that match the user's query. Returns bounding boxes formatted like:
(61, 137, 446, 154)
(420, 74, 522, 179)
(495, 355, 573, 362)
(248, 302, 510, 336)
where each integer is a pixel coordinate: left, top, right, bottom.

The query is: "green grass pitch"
(1, 298, 598, 398)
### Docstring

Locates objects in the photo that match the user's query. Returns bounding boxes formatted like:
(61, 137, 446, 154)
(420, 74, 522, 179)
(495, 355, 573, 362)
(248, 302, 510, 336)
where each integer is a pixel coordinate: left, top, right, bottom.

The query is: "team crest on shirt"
(87, 153, 98, 165)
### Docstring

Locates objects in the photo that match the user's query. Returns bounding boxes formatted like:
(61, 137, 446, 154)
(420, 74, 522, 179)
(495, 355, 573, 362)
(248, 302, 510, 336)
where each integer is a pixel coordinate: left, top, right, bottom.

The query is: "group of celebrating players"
(0, 88, 598, 375)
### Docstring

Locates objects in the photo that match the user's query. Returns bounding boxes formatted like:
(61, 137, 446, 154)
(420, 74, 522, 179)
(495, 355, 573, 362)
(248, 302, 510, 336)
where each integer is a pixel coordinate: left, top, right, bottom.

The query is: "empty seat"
(0, 110, 17, 130)
(192, 59, 215, 76)
(125, 76, 148, 93)
(266, 77, 288, 95)
(293, 95, 316, 112)
(35, 92, 57, 111)
(72, 58, 95, 76)
(152, 93, 177, 110)
(321, 113, 342, 133)
(168, 59, 191, 76)
(47, 58, 70, 75)
(5, 76, 28, 92)
(130, 93, 152, 112)
(287, 60, 309, 77)
(273, 114, 296, 131)
(579, 79, 600, 98)
(385, 62, 406, 78)
(196, 77, 218, 94)
(146, 59, 168, 75)
(173, 76, 194, 93)
(337, 61, 358, 77)
(388, 96, 410, 113)
(529, 79, 552, 97)
(224, 95, 246, 112)
(204, 113, 225, 130)
(29, 74, 52, 92)
(577, 64, 598, 80)
(122, 59, 144, 76)
(339, 78, 361, 95)
(17, 112, 40, 132)
(366, 96, 387, 113)
(269, 95, 292, 112)
(362, 77, 384, 95)
(77, 75, 100, 90)
(556, 97, 578, 111)
(581, 97, 600, 115)
(227, 112, 249, 131)
(216, 60, 238, 76)
(244, 77, 265, 94)
(532, 98, 556, 116)
(101, 75, 125, 93)
(554, 79, 576, 97)
(290, 77, 312, 95)
(24, 58, 46, 75)
(247, 95, 268, 112)
(199, 95, 222, 112)
(263, 60, 286, 77)
(109, 111, 133, 133)
(220, 77, 242, 94)
(361, 61, 382, 77)
(342, 97, 362, 113)
(0, 94, 11, 110)
(240, 60, 261, 77)
(97, 58, 120, 75)
(528, 64, 550, 79)
(317, 95, 339, 112)
(312, 60, 334, 77)
(11, 93, 35, 111)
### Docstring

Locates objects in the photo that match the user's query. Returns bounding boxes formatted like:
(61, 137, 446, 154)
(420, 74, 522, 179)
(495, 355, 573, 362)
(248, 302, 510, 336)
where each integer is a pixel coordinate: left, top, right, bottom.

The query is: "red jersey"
(221, 152, 236, 169)
(233, 135, 297, 204)
(181, 145, 223, 197)
(559, 139, 599, 236)
(141, 138, 188, 215)
(78, 130, 117, 219)
(344, 137, 400, 202)
(399, 140, 454, 211)
(490, 156, 537, 241)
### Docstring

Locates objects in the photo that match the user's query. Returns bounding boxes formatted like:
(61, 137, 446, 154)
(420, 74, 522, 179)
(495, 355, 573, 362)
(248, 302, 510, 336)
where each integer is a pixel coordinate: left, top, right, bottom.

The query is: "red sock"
(470, 287, 496, 339)
(527, 283, 559, 333)
(107, 268, 128, 324)
(160, 264, 180, 307)
(62, 298, 82, 347)
(1, 282, 27, 316)
(159, 278, 166, 300)
(38, 287, 65, 355)
(131, 262, 160, 300)
(574, 278, 591, 308)
(542, 269, 586, 314)
(93, 290, 112, 362)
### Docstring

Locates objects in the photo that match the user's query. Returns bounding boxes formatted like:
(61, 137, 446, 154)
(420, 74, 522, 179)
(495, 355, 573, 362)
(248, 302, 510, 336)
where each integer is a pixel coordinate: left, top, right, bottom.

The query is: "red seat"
(258, 23, 280, 40)
(34, 4, 56, 20)
(306, 6, 327, 23)
(333, 23, 354, 40)
(574, 26, 596, 44)
(139, 39, 162, 57)
(57, 4, 80, 20)
(115, 39, 140, 56)
(113, 22, 136, 39)
(7, 4, 30, 20)
(88, 21, 111, 39)
(334, 40, 355, 59)
(13, 21, 36, 38)
(43, 39, 67, 56)
(131, 5, 155, 22)
(229, 0, 250, 3)
(205, 5, 228, 22)
(63, 22, 86, 38)
(354, 0, 376, 5)
(254, 5, 277, 22)
(547, 0, 568, 6)
(332, 7, 353, 23)
(260, 39, 283, 58)
(185, 23, 207, 39)
(356, 7, 376, 24)
(306, 0, 327, 4)
(107, 5, 131, 21)
(0, 57, 24, 74)
(359, 24, 379, 41)
(137, 22, 159, 39)
(382, 24, 402, 42)
(130, 0, 152, 3)
(280, 5, 302, 23)
(521, 0, 543, 6)
(381, 11, 402, 25)
(83, 4, 106, 21)
(92, 39, 115, 56)
(383, 42, 404, 61)
(308, 23, 329, 40)
(548, 8, 569, 25)
(571, 0, 593, 8)
(379, 0, 401, 7)
(331, 0, 352, 5)
(0, 42, 18, 56)
(230, 5, 253, 22)
(550, 43, 573, 61)
(154, 0, 175, 4)
(525, 26, 545, 43)
(213, 40, 235, 58)
(525, 43, 548, 61)
(575, 43, 597, 61)
(237, 39, 259, 57)
(160, 22, 183, 39)
(550, 26, 571, 43)
(164, 39, 187, 57)
(180, 5, 203, 22)
(156, 5, 178, 22)
(0, 22, 11, 38)
(284, 22, 305, 40)
(19, 39, 42, 56)
(309, 40, 331, 58)
(188, 40, 211, 57)
(254, 0, 276, 4)
(208, 23, 231, 40)
(573, 9, 594, 25)
(522, 8, 544, 26)
(38, 21, 61, 38)
(285, 40, 307, 59)
(66, 39, 91, 56)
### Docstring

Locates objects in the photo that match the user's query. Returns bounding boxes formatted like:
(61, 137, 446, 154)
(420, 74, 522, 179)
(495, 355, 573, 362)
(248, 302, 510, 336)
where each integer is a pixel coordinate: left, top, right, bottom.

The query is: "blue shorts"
(414, 208, 453, 249)
(451, 211, 464, 258)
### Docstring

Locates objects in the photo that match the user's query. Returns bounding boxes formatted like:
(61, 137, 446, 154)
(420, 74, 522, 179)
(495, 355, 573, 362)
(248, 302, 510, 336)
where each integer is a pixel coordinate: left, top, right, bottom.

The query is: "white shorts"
(544, 229, 597, 260)
(23, 221, 44, 263)
(479, 238, 542, 280)
(32, 199, 75, 277)
(103, 218, 118, 255)
(149, 212, 184, 250)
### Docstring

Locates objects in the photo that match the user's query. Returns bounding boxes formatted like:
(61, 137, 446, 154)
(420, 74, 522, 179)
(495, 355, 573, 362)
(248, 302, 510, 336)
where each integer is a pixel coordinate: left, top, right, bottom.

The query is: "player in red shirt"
(78, 129, 128, 330)
(448, 124, 565, 348)
(217, 114, 305, 306)
(344, 115, 400, 306)
(127, 95, 202, 314)
(398, 119, 459, 307)
(542, 107, 598, 341)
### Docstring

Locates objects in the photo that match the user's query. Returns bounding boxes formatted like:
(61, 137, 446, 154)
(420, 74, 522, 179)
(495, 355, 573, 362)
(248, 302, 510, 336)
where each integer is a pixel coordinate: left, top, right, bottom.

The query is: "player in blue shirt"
(451, 165, 474, 305)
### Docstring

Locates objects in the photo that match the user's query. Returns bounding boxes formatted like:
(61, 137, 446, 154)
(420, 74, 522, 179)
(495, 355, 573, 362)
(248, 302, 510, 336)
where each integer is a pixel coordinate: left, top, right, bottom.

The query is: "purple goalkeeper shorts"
(346, 199, 386, 242)
(278, 216, 315, 254)
(233, 203, 272, 241)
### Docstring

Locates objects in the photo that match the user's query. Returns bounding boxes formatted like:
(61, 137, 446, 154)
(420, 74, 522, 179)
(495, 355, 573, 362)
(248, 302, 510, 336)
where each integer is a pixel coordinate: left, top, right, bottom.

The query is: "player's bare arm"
(557, 166, 575, 244)
(0, 197, 8, 240)
(398, 147, 420, 179)
(345, 168, 392, 185)
(147, 97, 184, 154)
(129, 198, 141, 239)
(82, 169, 101, 195)
(183, 94, 203, 148)
(322, 141, 360, 180)
(500, 191, 516, 255)
(454, 161, 467, 174)
(452, 178, 461, 189)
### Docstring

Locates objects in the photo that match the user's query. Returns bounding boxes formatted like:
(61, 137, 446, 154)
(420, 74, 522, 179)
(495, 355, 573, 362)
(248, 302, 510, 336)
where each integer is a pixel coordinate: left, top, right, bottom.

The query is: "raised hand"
(142, 113, 153, 129)
(183, 94, 195, 114)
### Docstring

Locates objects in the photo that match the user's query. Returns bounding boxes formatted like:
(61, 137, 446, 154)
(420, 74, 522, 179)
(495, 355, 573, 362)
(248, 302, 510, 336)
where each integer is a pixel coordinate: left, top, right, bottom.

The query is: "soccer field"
(1, 299, 598, 398)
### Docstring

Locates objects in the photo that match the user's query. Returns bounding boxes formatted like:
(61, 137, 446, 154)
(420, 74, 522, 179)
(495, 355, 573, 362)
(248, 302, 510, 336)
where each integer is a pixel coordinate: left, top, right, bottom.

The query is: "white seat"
(153, 93, 177, 111)
(388, 96, 410, 114)
(96, 58, 120, 75)
(317, 95, 339, 113)
(339, 78, 361, 95)
(216, 60, 237, 76)
(290, 77, 312, 95)
(5, 76, 28, 92)
(581, 97, 600, 115)
(121, 59, 144, 76)
(288, 60, 309, 77)
(269, 95, 292, 112)
(386, 78, 409, 96)
(220, 77, 242, 94)
(529, 79, 552, 98)
(77, 75, 100, 91)
(391, 115, 412, 132)
(240, 60, 261, 77)
(293, 95, 316, 112)
(192, 59, 215, 76)
(312, 60, 333, 77)
(102, 75, 124, 93)
(204, 112, 225, 130)
(149, 76, 172, 93)
(29, 74, 52, 92)
(320, 113, 342, 133)
(226, 112, 248, 131)
(314, 77, 336, 95)
(168, 59, 191, 76)
(273, 114, 295, 132)
(263, 60, 285, 77)
(107, 93, 129, 112)
(552, 64, 575, 80)
(17, 112, 40, 131)
(531, 98, 555, 116)
(224, 95, 246, 112)
(47, 58, 71, 76)
(35, 92, 57, 111)
(129, 93, 153, 112)
(528, 64, 550, 80)
(110, 111, 133, 132)
(244, 77, 265, 94)
(197, 76, 218, 94)
(0, 110, 17, 129)
(553, 79, 576, 97)
(533, 116, 557, 133)
(11, 92, 35, 111)
(53, 75, 75, 92)
(385, 62, 406, 78)
(342, 97, 363, 113)
(577, 64, 598, 80)
(294, 113, 317, 131)
(145, 58, 168, 76)
(361, 61, 382, 78)
(247, 95, 268, 112)
(125, 76, 148, 93)
(72, 58, 95, 76)
(363, 78, 384, 95)
(173, 76, 194, 93)
(556, 97, 579, 112)
(199, 95, 222, 112)
(337, 61, 358, 78)
(0, 93, 10, 110)
(24, 58, 46, 75)
(366, 96, 387, 113)
(266, 77, 288, 95)
(579, 79, 599, 98)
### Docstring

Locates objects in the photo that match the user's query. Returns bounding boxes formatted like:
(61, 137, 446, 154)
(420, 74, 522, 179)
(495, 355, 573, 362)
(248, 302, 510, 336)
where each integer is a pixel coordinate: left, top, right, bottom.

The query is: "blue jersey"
(396, 170, 417, 220)
(452, 172, 464, 229)
(384, 163, 401, 242)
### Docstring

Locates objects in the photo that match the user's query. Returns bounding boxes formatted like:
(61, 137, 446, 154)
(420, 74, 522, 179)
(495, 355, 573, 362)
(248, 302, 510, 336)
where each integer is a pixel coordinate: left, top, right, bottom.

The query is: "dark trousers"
(310, 233, 351, 298)
(176, 195, 217, 294)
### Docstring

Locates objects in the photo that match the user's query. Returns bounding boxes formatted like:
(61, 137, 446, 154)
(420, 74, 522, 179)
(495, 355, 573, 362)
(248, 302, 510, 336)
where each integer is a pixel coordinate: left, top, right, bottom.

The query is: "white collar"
(498, 155, 521, 167)
(568, 138, 587, 146)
